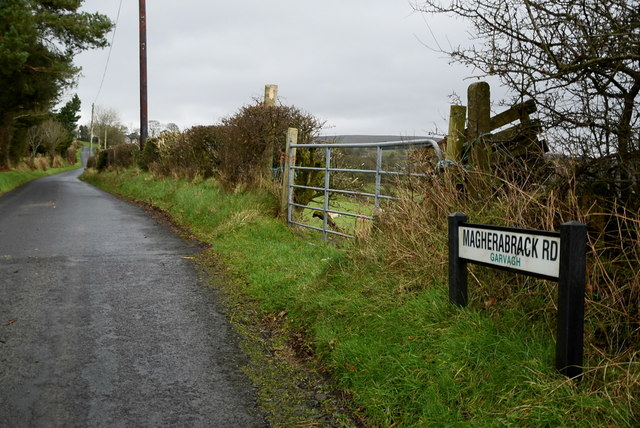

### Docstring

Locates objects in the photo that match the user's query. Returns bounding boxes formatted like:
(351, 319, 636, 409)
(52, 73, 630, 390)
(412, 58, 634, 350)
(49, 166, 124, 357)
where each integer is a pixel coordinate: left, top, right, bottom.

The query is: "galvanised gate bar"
(285, 137, 443, 240)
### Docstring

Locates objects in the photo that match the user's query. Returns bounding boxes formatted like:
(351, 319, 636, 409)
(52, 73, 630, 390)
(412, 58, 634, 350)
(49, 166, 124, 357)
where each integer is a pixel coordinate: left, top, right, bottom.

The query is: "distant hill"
(315, 135, 439, 144)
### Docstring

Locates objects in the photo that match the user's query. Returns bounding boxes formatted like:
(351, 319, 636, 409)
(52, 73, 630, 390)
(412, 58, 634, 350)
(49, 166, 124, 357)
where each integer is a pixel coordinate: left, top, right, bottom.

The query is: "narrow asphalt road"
(0, 148, 266, 427)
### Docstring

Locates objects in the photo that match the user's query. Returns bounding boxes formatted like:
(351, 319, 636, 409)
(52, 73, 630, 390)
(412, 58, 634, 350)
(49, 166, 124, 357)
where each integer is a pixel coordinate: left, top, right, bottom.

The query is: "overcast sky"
(71, 0, 505, 137)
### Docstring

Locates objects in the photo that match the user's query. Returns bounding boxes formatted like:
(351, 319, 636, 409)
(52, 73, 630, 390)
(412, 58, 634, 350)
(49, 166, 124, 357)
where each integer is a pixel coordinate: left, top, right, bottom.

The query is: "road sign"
(458, 225, 561, 279)
(448, 212, 587, 379)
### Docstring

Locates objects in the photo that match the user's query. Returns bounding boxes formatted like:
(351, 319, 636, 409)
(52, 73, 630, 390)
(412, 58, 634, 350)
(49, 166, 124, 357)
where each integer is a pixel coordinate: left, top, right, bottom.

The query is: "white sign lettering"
(459, 226, 560, 278)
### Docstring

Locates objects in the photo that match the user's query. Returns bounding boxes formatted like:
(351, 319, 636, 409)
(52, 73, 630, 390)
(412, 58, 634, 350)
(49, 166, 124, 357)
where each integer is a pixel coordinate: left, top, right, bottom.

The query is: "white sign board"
(459, 226, 561, 278)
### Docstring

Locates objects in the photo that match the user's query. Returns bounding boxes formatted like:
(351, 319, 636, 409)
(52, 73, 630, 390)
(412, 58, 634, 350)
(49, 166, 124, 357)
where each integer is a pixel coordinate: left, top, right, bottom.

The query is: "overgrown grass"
(0, 149, 84, 196)
(83, 168, 637, 427)
(299, 194, 376, 237)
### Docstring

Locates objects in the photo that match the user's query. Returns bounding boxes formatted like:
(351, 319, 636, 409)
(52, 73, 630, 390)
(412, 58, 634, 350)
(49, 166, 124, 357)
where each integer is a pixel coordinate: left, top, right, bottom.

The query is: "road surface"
(0, 148, 266, 427)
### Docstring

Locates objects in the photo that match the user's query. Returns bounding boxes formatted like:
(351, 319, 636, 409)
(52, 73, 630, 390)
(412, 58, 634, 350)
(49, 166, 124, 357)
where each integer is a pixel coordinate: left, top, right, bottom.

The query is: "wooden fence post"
(262, 84, 279, 178)
(281, 127, 298, 216)
(446, 105, 467, 162)
(467, 82, 492, 173)
(264, 84, 278, 107)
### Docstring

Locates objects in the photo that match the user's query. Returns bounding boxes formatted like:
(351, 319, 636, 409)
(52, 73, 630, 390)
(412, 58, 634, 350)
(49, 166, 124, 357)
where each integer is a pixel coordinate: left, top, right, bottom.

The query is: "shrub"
(36, 156, 49, 170)
(183, 125, 224, 174)
(66, 146, 77, 165)
(148, 127, 224, 180)
(218, 103, 325, 189)
(113, 143, 139, 169)
(96, 150, 109, 171)
(51, 155, 64, 168)
(95, 143, 139, 171)
(138, 138, 160, 171)
(23, 155, 50, 171)
(134, 103, 326, 193)
(86, 155, 97, 169)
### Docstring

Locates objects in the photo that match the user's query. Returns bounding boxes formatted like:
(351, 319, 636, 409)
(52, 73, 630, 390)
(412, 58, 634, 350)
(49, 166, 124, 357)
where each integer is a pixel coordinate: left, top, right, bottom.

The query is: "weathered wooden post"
(282, 127, 298, 217)
(467, 82, 492, 173)
(262, 84, 279, 179)
(445, 105, 467, 191)
(446, 105, 467, 162)
(264, 84, 278, 107)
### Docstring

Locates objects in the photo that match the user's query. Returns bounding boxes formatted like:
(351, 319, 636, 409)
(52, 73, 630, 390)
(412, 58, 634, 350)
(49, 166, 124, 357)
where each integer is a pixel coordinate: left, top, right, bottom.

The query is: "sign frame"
(448, 212, 587, 379)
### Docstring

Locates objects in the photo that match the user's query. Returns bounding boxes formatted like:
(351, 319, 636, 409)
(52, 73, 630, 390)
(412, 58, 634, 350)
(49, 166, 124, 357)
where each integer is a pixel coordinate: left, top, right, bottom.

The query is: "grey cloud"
(73, 0, 506, 136)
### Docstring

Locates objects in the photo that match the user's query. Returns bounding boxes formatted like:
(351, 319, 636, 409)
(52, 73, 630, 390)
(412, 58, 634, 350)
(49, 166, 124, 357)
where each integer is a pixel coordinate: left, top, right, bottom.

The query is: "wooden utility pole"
(139, 0, 148, 150)
(89, 103, 95, 155)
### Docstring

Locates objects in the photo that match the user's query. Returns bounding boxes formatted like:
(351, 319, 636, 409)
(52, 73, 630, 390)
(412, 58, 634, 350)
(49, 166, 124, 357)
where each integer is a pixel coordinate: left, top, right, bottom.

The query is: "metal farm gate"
(284, 137, 443, 240)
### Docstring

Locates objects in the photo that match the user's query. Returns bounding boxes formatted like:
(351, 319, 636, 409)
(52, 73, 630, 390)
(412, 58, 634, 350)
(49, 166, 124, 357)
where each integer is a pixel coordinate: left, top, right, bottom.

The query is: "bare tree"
(148, 120, 164, 138)
(414, 0, 639, 203)
(127, 127, 141, 144)
(26, 126, 43, 158)
(93, 106, 125, 148)
(39, 120, 68, 157)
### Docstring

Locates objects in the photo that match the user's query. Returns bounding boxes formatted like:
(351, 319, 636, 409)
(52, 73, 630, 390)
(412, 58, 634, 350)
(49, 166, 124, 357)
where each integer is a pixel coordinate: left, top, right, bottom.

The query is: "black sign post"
(448, 212, 469, 306)
(556, 221, 587, 378)
(448, 212, 587, 379)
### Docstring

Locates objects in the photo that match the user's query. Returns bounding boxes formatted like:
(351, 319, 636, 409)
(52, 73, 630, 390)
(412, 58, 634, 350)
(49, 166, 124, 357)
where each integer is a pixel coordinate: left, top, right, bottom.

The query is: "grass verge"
(83, 168, 637, 427)
(0, 149, 84, 196)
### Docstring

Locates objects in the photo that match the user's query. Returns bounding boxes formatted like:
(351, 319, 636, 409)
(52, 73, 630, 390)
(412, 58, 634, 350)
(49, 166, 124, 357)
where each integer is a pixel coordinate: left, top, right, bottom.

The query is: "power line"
(93, 0, 124, 105)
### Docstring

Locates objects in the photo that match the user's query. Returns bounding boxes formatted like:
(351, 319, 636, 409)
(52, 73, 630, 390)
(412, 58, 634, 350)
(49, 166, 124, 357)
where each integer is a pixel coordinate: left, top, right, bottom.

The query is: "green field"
(296, 194, 376, 238)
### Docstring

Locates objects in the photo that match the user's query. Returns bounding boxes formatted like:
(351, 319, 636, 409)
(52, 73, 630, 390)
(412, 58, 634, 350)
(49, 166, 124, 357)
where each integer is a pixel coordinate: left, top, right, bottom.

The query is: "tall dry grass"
(21, 154, 69, 171)
(369, 163, 639, 411)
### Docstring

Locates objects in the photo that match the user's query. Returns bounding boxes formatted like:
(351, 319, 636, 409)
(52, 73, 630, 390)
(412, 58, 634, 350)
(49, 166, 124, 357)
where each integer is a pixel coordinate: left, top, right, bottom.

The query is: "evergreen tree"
(57, 95, 82, 134)
(0, 0, 112, 167)
(56, 94, 82, 148)
(78, 125, 90, 142)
